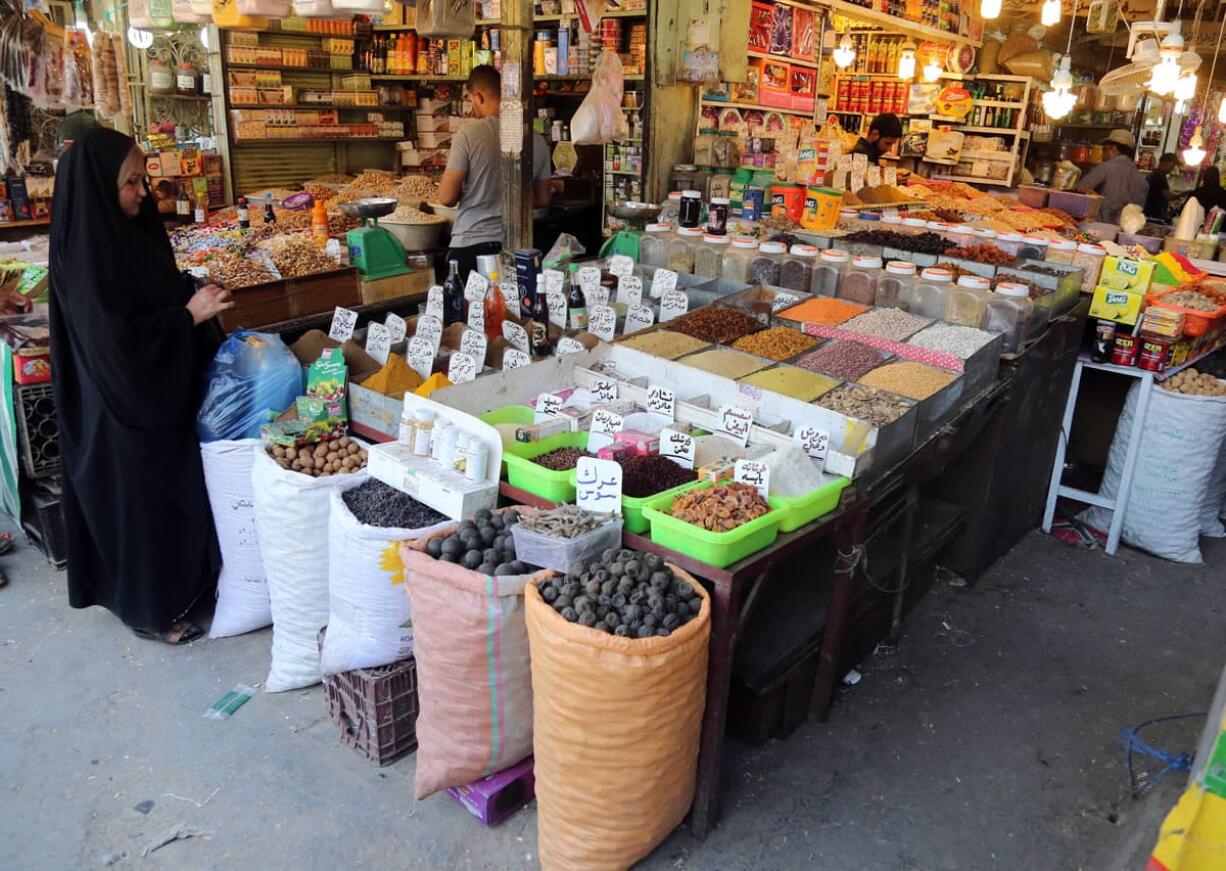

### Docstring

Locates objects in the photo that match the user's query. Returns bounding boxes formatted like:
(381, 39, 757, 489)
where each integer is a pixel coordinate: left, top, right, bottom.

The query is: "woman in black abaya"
(50, 128, 233, 644)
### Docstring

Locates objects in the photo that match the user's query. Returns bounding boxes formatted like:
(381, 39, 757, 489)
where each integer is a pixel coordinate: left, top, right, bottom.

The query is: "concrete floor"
(2, 526, 1222, 870)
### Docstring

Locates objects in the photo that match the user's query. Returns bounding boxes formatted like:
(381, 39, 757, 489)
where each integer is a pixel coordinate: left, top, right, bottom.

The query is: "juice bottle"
(482, 268, 506, 341)
(311, 200, 329, 247)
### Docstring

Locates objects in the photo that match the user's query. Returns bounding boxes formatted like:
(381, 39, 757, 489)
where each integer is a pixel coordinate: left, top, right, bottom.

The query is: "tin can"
(514, 248, 542, 311)
(1109, 332, 1139, 367)
(1091, 319, 1115, 363)
(1136, 336, 1172, 372)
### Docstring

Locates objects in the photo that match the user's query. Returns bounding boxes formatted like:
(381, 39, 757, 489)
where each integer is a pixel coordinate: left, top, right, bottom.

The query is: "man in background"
(850, 113, 902, 164)
(1077, 129, 1147, 224)
(1144, 152, 1180, 222)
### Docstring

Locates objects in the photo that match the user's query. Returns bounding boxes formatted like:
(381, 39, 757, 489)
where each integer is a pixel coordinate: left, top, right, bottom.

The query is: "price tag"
(328, 306, 358, 342)
(502, 348, 531, 370)
(771, 292, 800, 312)
(623, 304, 655, 335)
(556, 337, 586, 356)
(447, 351, 478, 383)
(406, 336, 435, 381)
(415, 313, 443, 353)
(587, 305, 617, 341)
(659, 289, 689, 322)
(660, 427, 695, 469)
(534, 391, 564, 422)
(650, 268, 678, 299)
(467, 303, 485, 332)
(502, 320, 529, 352)
(427, 284, 443, 308)
(575, 456, 623, 514)
(426, 296, 444, 322)
(645, 384, 675, 419)
(543, 269, 564, 296)
(716, 403, 754, 447)
(459, 328, 488, 365)
(499, 280, 521, 317)
(464, 270, 489, 303)
(588, 407, 624, 451)
(608, 254, 635, 278)
(616, 274, 643, 307)
(591, 377, 617, 402)
(547, 290, 567, 328)
(385, 312, 407, 344)
(364, 321, 392, 365)
(792, 425, 830, 470)
(585, 284, 610, 307)
(734, 459, 771, 499)
(577, 266, 601, 294)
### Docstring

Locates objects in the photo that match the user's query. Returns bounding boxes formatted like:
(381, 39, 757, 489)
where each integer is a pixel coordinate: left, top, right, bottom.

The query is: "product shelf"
(748, 49, 819, 70)
(700, 98, 816, 119)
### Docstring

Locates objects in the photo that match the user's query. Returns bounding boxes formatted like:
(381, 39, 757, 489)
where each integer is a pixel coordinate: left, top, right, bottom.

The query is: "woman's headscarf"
(1191, 167, 1226, 212)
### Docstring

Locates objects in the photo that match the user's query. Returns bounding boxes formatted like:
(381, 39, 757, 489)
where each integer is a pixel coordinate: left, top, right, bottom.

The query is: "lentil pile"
(908, 323, 997, 359)
(794, 341, 885, 380)
(776, 297, 868, 325)
(739, 366, 839, 401)
(731, 326, 818, 360)
(841, 308, 933, 341)
(858, 361, 957, 400)
(516, 504, 607, 538)
(679, 348, 767, 379)
(536, 549, 702, 637)
(619, 454, 697, 498)
(342, 479, 447, 529)
(668, 307, 766, 344)
(819, 383, 911, 425)
(533, 447, 591, 471)
(618, 329, 710, 359)
(425, 509, 541, 575)
(670, 482, 771, 532)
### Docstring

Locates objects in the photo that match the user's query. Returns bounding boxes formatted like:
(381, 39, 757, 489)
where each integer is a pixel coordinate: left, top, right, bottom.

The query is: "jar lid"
(759, 241, 787, 254)
(839, 208, 859, 220)
(678, 226, 705, 237)
(952, 224, 974, 234)
(1077, 243, 1106, 253)
(885, 260, 917, 275)
(1050, 239, 1078, 250)
(920, 267, 954, 282)
(995, 283, 1030, 299)
(926, 221, 950, 230)
(998, 232, 1025, 242)
(416, 408, 437, 422)
(711, 196, 731, 205)
(882, 214, 903, 225)
(667, 191, 683, 200)
(1021, 235, 1049, 246)
(973, 228, 998, 239)
(704, 234, 731, 244)
(790, 244, 819, 257)
(731, 237, 760, 249)
(674, 164, 697, 171)
(820, 248, 851, 263)
(645, 223, 670, 232)
(682, 189, 703, 199)
(853, 255, 883, 269)
(859, 212, 881, 221)
(957, 275, 991, 289)
(903, 218, 927, 227)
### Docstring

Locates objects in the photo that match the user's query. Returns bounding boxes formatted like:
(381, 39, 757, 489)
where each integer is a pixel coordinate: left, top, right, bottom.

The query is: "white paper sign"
(588, 305, 617, 341)
(547, 290, 567, 328)
(426, 296, 444, 322)
(556, 337, 586, 356)
(502, 320, 529, 352)
(415, 313, 443, 352)
(616, 274, 644, 307)
(499, 280, 521, 317)
(588, 407, 624, 452)
(585, 284, 611, 307)
(575, 457, 623, 514)
(717, 404, 754, 447)
(385, 312, 407, 344)
(792, 425, 830, 469)
(459, 328, 487, 365)
(623, 304, 655, 335)
(591, 377, 617, 403)
(364, 321, 392, 365)
(650, 268, 678, 299)
(534, 391, 564, 422)
(464, 271, 489, 303)
(406, 336, 435, 381)
(734, 459, 770, 499)
(502, 348, 531, 370)
(467, 303, 485, 332)
(737, 383, 763, 414)
(659, 289, 689, 322)
(660, 427, 695, 469)
(447, 351, 478, 383)
(328, 306, 358, 342)
(543, 269, 564, 296)
(645, 384, 675, 419)
(578, 266, 601, 294)
(608, 254, 635, 278)
(771, 292, 800, 312)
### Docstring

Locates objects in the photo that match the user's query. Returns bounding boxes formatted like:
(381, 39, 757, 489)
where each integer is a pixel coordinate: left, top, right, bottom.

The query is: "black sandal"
(133, 619, 204, 646)
(0, 532, 13, 556)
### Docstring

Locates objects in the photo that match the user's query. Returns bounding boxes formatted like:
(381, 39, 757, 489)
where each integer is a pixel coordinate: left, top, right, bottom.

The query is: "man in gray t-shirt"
(437, 65, 552, 281)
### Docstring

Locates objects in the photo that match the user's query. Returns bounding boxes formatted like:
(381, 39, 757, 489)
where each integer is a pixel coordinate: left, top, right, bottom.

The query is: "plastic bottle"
(984, 283, 1033, 353)
(412, 408, 435, 456)
(483, 274, 506, 341)
(945, 274, 992, 327)
(909, 267, 954, 320)
(877, 260, 916, 309)
(811, 248, 850, 296)
(720, 236, 759, 284)
(839, 255, 882, 305)
(311, 200, 329, 248)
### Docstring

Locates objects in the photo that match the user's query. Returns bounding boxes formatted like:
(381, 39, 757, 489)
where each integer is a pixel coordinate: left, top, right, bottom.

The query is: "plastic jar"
(1073, 243, 1107, 293)
(948, 224, 975, 247)
(910, 267, 954, 320)
(721, 236, 759, 284)
(840, 255, 882, 305)
(412, 408, 436, 456)
(679, 189, 703, 229)
(176, 62, 198, 95)
(639, 223, 672, 268)
(666, 226, 703, 273)
(670, 164, 696, 193)
(658, 191, 683, 225)
(972, 228, 998, 245)
(881, 214, 903, 230)
(877, 260, 917, 309)
(708, 170, 733, 202)
(902, 217, 928, 234)
(779, 244, 818, 291)
(750, 241, 786, 285)
(1046, 239, 1078, 264)
(946, 274, 993, 327)
(149, 59, 174, 94)
(811, 248, 850, 296)
(1019, 235, 1048, 260)
(995, 233, 1025, 258)
(707, 196, 730, 235)
(983, 284, 1033, 353)
(694, 233, 730, 279)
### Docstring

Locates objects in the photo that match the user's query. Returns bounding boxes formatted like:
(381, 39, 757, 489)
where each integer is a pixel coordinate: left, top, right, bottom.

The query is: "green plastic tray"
(503, 432, 590, 503)
(569, 469, 705, 534)
(641, 482, 786, 568)
(772, 476, 851, 533)
(480, 406, 536, 474)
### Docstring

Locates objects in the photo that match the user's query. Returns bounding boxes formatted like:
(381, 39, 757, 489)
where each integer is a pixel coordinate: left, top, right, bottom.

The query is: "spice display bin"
(996, 260, 1084, 319)
(1144, 287, 1226, 337)
(936, 255, 1000, 280)
(773, 474, 851, 532)
(882, 247, 939, 268)
(904, 325, 1003, 387)
(503, 432, 592, 503)
(569, 470, 705, 534)
(723, 284, 814, 314)
(641, 481, 788, 568)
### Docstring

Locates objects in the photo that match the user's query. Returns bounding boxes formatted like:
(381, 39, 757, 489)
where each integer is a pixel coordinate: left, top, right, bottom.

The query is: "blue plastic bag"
(197, 331, 303, 442)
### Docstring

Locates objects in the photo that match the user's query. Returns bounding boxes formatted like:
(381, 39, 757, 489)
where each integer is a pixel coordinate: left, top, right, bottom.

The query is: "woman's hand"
(187, 284, 234, 325)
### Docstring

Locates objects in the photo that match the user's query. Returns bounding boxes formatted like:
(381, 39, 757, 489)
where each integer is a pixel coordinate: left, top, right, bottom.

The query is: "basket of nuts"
(641, 481, 787, 568)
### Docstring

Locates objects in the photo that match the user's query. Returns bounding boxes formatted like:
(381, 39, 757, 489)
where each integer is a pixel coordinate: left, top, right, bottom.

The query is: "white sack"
(202, 440, 271, 638)
(1200, 436, 1226, 538)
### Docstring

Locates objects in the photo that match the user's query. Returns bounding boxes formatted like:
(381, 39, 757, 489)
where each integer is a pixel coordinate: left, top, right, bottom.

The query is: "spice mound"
(532, 447, 591, 471)
(669, 482, 770, 532)
(858, 361, 957, 400)
(667, 307, 767, 344)
(342, 479, 447, 529)
(424, 508, 541, 575)
(739, 366, 838, 401)
(776, 297, 867, 325)
(360, 354, 424, 397)
(819, 384, 911, 426)
(795, 341, 885, 380)
(841, 308, 933, 342)
(618, 329, 710, 359)
(536, 548, 702, 637)
(731, 326, 818, 360)
(516, 504, 608, 538)
(268, 436, 367, 477)
(619, 454, 697, 498)
(908, 323, 997, 359)
(678, 348, 767, 379)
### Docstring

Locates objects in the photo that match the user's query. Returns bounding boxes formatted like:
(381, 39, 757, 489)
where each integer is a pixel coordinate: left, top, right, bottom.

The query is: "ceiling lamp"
(1183, 126, 1206, 165)
(1174, 71, 1196, 103)
(1042, 56, 1076, 119)
(922, 57, 943, 82)
(898, 41, 917, 79)
(1150, 32, 1184, 95)
(981, 0, 1001, 20)
(833, 35, 856, 69)
(1041, 0, 1061, 27)
(1174, 99, 1188, 114)
(1218, 95, 1226, 123)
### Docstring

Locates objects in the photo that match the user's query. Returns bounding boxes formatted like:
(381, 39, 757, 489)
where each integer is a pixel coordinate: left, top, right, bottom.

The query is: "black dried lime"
(483, 548, 500, 565)
(601, 548, 617, 562)
(494, 563, 518, 576)
(689, 598, 702, 615)
(561, 582, 580, 599)
(440, 552, 459, 563)
(477, 563, 496, 575)
(542, 586, 559, 603)
(579, 611, 597, 627)
(603, 612, 620, 629)
(625, 560, 641, 576)
(584, 579, 601, 596)
(635, 625, 653, 638)
(475, 508, 492, 524)
(562, 607, 577, 622)
(656, 627, 671, 637)
(651, 571, 671, 590)
(480, 526, 497, 546)
(574, 595, 594, 613)
(642, 613, 657, 628)
(555, 595, 572, 609)
(644, 553, 663, 572)
(426, 538, 444, 558)
(503, 510, 520, 526)
(611, 592, 626, 608)
(609, 561, 625, 577)
(623, 603, 642, 622)
(614, 624, 630, 637)
(600, 579, 615, 597)
(662, 613, 681, 630)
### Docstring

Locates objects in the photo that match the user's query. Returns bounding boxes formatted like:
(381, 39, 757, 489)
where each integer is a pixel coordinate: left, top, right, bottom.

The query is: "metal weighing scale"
(340, 197, 409, 280)
(600, 200, 662, 260)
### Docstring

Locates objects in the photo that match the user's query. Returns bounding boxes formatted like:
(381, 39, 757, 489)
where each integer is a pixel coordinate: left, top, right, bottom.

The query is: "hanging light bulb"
(1175, 99, 1188, 114)
(981, 0, 1002, 20)
(833, 35, 856, 69)
(1041, 0, 1061, 27)
(1183, 126, 1207, 165)
(127, 26, 153, 49)
(1175, 71, 1197, 103)
(898, 41, 917, 79)
(922, 56, 943, 82)
(1150, 32, 1184, 95)
(1218, 95, 1226, 124)
(1042, 55, 1076, 120)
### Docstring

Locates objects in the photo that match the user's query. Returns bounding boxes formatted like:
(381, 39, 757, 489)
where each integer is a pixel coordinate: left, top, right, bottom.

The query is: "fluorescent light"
(833, 35, 856, 69)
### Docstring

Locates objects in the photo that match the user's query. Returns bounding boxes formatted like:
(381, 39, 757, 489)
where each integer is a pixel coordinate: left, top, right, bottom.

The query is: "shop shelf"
(772, 475, 851, 533)
(503, 431, 589, 503)
(641, 481, 786, 568)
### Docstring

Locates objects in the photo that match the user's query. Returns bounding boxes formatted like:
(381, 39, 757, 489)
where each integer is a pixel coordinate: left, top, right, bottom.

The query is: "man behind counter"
(850, 113, 903, 164)
(437, 64, 552, 281)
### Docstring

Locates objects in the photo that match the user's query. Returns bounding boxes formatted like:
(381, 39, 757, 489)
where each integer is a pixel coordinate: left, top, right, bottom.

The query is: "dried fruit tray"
(503, 432, 591, 503)
(641, 482, 787, 568)
(773, 475, 851, 533)
(569, 470, 705, 534)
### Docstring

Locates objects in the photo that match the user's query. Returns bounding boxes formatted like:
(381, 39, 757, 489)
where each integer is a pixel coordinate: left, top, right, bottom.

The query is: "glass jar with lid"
(670, 164, 697, 193)
(909, 267, 954, 320)
(779, 244, 818, 291)
(149, 58, 174, 94)
(721, 236, 759, 284)
(1019, 235, 1048, 261)
(839, 255, 882, 305)
(1073, 242, 1106, 292)
(666, 226, 704, 273)
(707, 196, 730, 235)
(995, 232, 1025, 258)
(811, 248, 850, 296)
(694, 233, 730, 279)
(639, 223, 672, 268)
(877, 260, 917, 309)
(983, 283, 1033, 353)
(176, 62, 198, 95)
(750, 241, 786, 285)
(678, 190, 703, 229)
(880, 214, 904, 231)
(946, 274, 992, 327)
(1046, 239, 1078, 264)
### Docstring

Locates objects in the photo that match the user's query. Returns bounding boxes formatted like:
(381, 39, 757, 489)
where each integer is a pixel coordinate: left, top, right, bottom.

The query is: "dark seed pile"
(538, 548, 702, 638)
(343, 479, 448, 529)
(533, 447, 591, 471)
(844, 230, 952, 255)
(424, 508, 540, 576)
(619, 454, 696, 498)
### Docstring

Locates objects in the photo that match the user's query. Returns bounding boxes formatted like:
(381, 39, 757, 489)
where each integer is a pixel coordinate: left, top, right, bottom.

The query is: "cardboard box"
(1089, 285, 1144, 325)
(159, 151, 182, 176)
(1099, 256, 1155, 294)
(145, 154, 164, 177)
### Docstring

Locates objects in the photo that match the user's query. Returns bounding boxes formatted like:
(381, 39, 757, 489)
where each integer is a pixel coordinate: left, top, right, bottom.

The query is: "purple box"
(446, 757, 535, 826)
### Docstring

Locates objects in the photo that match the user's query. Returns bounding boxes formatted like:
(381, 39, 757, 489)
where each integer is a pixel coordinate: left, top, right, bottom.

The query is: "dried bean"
(819, 383, 911, 426)
(342, 479, 447, 529)
(858, 361, 957, 400)
(533, 447, 591, 471)
(841, 308, 933, 342)
(731, 327, 817, 360)
(668, 307, 767, 344)
(908, 323, 996, 359)
(795, 341, 885, 380)
(844, 230, 953, 255)
(619, 455, 696, 498)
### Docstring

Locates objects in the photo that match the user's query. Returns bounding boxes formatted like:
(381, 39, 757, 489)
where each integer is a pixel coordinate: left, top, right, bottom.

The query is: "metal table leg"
(810, 507, 870, 722)
(1041, 358, 1085, 535)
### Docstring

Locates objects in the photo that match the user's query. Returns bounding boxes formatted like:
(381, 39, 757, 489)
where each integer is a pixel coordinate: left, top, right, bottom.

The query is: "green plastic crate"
(569, 469, 705, 534)
(503, 432, 590, 503)
(479, 405, 536, 474)
(773, 476, 851, 533)
(641, 482, 786, 568)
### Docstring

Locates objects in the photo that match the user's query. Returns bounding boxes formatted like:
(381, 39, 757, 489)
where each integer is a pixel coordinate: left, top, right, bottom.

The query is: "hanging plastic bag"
(415, 0, 475, 37)
(542, 234, 586, 270)
(571, 51, 629, 145)
(1119, 203, 1146, 235)
(197, 331, 303, 443)
(1174, 196, 1205, 241)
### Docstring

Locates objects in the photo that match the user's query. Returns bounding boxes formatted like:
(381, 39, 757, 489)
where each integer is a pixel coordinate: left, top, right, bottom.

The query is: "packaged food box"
(1099, 256, 1155, 294)
(1089, 286, 1144, 326)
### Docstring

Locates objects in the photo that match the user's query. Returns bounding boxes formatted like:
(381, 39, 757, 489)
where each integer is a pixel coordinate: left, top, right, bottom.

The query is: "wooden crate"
(359, 270, 433, 304)
(218, 267, 361, 332)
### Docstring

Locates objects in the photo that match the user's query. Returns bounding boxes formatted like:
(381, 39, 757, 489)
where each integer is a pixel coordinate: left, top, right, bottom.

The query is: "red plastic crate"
(319, 629, 419, 767)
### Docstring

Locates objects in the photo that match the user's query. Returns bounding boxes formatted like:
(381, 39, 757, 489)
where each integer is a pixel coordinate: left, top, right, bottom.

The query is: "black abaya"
(49, 128, 220, 632)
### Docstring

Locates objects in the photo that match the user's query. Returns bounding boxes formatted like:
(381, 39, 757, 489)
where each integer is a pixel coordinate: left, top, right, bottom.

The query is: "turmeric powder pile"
(360, 354, 423, 397)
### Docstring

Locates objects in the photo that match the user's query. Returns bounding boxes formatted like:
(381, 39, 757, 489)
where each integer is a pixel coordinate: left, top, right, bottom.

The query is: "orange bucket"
(800, 186, 842, 230)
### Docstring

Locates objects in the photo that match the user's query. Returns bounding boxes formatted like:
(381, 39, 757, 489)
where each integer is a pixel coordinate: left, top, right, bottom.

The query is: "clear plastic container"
(694, 233, 730, 279)
(721, 236, 759, 284)
(1019, 235, 1049, 260)
(839, 255, 882, 305)
(877, 260, 916, 309)
(779, 244, 818, 291)
(639, 223, 672, 268)
(983, 284, 1033, 353)
(945, 274, 992, 327)
(902, 217, 928, 234)
(666, 226, 704, 273)
(509, 516, 624, 575)
(881, 214, 903, 230)
(972, 228, 998, 245)
(909, 267, 954, 320)
(811, 248, 850, 296)
(948, 224, 975, 247)
(658, 191, 684, 225)
(1073, 242, 1107, 293)
(750, 241, 786, 285)
(1046, 239, 1078, 265)
(995, 233, 1025, 258)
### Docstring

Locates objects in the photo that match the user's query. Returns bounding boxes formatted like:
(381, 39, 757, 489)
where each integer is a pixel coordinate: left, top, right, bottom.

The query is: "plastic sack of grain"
(202, 440, 270, 638)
